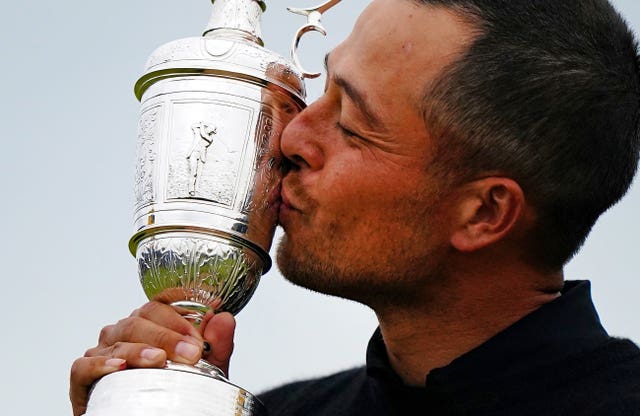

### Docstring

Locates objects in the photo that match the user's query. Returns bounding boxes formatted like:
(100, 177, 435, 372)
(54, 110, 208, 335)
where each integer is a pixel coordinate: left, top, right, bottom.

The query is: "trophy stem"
(169, 301, 228, 379)
(171, 300, 212, 325)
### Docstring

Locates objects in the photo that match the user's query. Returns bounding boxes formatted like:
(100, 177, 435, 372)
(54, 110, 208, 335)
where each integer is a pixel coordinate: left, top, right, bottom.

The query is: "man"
(70, 0, 640, 414)
(186, 121, 218, 197)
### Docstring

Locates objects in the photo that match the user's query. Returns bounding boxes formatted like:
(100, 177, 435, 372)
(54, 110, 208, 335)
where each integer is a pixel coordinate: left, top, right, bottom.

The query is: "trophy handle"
(287, 0, 342, 79)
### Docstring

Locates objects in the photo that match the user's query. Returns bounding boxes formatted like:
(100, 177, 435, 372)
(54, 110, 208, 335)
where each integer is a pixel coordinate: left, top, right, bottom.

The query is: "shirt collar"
(365, 280, 609, 389)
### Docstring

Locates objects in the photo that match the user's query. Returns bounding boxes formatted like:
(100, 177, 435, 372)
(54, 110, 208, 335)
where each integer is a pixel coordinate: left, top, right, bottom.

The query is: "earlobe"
(450, 178, 525, 252)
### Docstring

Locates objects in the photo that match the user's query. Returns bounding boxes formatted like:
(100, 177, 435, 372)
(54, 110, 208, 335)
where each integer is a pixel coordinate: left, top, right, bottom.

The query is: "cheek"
(313, 173, 378, 224)
(309, 155, 439, 235)
(314, 181, 414, 241)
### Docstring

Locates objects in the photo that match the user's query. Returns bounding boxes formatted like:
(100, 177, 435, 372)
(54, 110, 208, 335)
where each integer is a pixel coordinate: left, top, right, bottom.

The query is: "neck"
(374, 267, 563, 386)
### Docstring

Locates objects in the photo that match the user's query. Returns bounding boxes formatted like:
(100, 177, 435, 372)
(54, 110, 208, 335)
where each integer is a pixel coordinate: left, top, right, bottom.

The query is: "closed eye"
(336, 122, 360, 139)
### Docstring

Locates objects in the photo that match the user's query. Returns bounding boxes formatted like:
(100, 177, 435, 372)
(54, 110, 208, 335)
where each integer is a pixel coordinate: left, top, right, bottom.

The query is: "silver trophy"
(84, 0, 341, 415)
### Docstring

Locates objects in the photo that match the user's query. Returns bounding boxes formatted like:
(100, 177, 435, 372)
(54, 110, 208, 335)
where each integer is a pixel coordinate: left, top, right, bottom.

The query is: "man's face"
(276, 0, 475, 306)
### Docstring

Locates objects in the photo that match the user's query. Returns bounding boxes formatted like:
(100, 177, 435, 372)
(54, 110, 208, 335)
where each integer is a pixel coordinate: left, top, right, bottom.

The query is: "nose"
(280, 98, 329, 172)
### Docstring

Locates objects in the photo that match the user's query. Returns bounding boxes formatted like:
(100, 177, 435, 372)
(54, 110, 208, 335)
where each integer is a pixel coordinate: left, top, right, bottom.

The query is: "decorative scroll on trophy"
(84, 1, 341, 415)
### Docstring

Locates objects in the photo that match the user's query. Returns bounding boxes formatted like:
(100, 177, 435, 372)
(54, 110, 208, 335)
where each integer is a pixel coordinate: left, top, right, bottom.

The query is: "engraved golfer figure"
(186, 121, 218, 196)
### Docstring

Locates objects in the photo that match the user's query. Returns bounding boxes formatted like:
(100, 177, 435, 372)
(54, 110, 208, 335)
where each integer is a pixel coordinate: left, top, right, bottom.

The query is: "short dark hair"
(418, 0, 640, 270)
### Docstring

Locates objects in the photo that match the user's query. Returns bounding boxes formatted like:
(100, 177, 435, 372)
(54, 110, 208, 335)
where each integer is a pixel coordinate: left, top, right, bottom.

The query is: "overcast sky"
(1, 1, 639, 414)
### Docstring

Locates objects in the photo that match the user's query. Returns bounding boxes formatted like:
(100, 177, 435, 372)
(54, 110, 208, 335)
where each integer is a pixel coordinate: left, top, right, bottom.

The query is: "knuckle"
(153, 330, 173, 349)
(84, 346, 100, 358)
(106, 342, 137, 362)
(70, 357, 85, 379)
(138, 301, 162, 318)
(107, 342, 129, 358)
(98, 324, 115, 344)
(117, 316, 138, 340)
(70, 357, 99, 382)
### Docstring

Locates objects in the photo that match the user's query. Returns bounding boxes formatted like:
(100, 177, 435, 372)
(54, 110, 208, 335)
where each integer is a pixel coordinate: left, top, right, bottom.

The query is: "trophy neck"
(204, 0, 266, 46)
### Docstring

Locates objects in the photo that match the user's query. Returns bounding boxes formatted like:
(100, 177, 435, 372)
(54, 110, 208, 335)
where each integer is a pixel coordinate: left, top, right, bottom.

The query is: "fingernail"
(175, 341, 201, 361)
(140, 348, 164, 361)
(105, 358, 127, 370)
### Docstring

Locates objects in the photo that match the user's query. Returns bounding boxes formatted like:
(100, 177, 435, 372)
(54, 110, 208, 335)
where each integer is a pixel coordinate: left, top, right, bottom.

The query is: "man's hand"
(69, 302, 235, 416)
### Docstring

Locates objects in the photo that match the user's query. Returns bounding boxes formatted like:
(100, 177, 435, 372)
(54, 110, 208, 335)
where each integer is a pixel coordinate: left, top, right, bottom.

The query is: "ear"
(450, 177, 525, 252)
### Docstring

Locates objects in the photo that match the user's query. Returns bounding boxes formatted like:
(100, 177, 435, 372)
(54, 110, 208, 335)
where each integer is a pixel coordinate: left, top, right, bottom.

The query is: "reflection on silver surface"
(87, 363, 266, 416)
(85, 1, 308, 415)
(129, 0, 306, 318)
(137, 232, 261, 317)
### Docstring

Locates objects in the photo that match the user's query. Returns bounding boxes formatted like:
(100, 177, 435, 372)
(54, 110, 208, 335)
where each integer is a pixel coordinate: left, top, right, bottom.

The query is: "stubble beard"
(274, 167, 452, 311)
(276, 233, 344, 297)
(275, 231, 450, 311)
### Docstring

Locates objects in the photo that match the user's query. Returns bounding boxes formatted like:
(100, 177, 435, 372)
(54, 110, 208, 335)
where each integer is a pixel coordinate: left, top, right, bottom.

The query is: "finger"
(131, 301, 201, 339)
(70, 356, 127, 416)
(97, 317, 203, 365)
(85, 342, 168, 368)
(199, 310, 215, 336)
(202, 312, 236, 375)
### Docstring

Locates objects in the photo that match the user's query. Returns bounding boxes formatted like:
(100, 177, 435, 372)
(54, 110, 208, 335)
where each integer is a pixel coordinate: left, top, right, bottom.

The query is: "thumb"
(201, 312, 236, 376)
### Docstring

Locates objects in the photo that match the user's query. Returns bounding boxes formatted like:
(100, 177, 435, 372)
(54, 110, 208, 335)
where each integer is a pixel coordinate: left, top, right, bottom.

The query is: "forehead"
(330, 0, 476, 104)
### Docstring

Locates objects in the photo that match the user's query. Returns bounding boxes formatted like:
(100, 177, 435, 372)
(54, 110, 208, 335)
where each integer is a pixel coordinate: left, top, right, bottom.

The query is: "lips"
(278, 185, 298, 225)
(265, 182, 282, 209)
(280, 187, 294, 210)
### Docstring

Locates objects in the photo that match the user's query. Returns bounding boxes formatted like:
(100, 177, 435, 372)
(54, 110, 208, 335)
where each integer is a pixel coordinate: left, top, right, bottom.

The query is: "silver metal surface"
(136, 232, 264, 316)
(85, 1, 308, 415)
(288, 0, 343, 78)
(131, 0, 306, 318)
(85, 364, 265, 416)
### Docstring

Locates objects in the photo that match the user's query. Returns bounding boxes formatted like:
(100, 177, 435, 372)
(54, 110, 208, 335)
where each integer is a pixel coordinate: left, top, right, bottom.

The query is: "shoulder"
(258, 366, 367, 416)
(556, 338, 640, 415)
(584, 338, 640, 380)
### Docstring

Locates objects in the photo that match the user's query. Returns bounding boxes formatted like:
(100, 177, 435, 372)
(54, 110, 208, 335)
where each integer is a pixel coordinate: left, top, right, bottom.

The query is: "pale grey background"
(0, 1, 638, 414)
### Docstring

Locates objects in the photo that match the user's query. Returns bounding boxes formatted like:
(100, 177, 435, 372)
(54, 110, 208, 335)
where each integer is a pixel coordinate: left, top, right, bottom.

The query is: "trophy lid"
(134, 0, 306, 105)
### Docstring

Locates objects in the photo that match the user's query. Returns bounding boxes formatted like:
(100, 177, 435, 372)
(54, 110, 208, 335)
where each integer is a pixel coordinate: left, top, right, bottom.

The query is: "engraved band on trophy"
(84, 1, 342, 415)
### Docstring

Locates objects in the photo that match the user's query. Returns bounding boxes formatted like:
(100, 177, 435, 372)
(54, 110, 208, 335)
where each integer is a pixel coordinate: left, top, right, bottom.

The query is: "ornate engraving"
(243, 113, 278, 213)
(137, 236, 261, 315)
(134, 106, 160, 208)
(167, 101, 250, 205)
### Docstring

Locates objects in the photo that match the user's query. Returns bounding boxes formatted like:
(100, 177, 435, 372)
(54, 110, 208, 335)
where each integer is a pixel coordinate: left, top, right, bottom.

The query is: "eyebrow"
(324, 53, 386, 131)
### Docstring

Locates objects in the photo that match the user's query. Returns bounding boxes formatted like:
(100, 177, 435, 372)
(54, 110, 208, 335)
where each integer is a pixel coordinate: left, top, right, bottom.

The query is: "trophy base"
(84, 363, 265, 416)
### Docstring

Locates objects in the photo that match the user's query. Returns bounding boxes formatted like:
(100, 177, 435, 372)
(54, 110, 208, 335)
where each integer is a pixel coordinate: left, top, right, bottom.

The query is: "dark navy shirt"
(259, 281, 640, 415)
